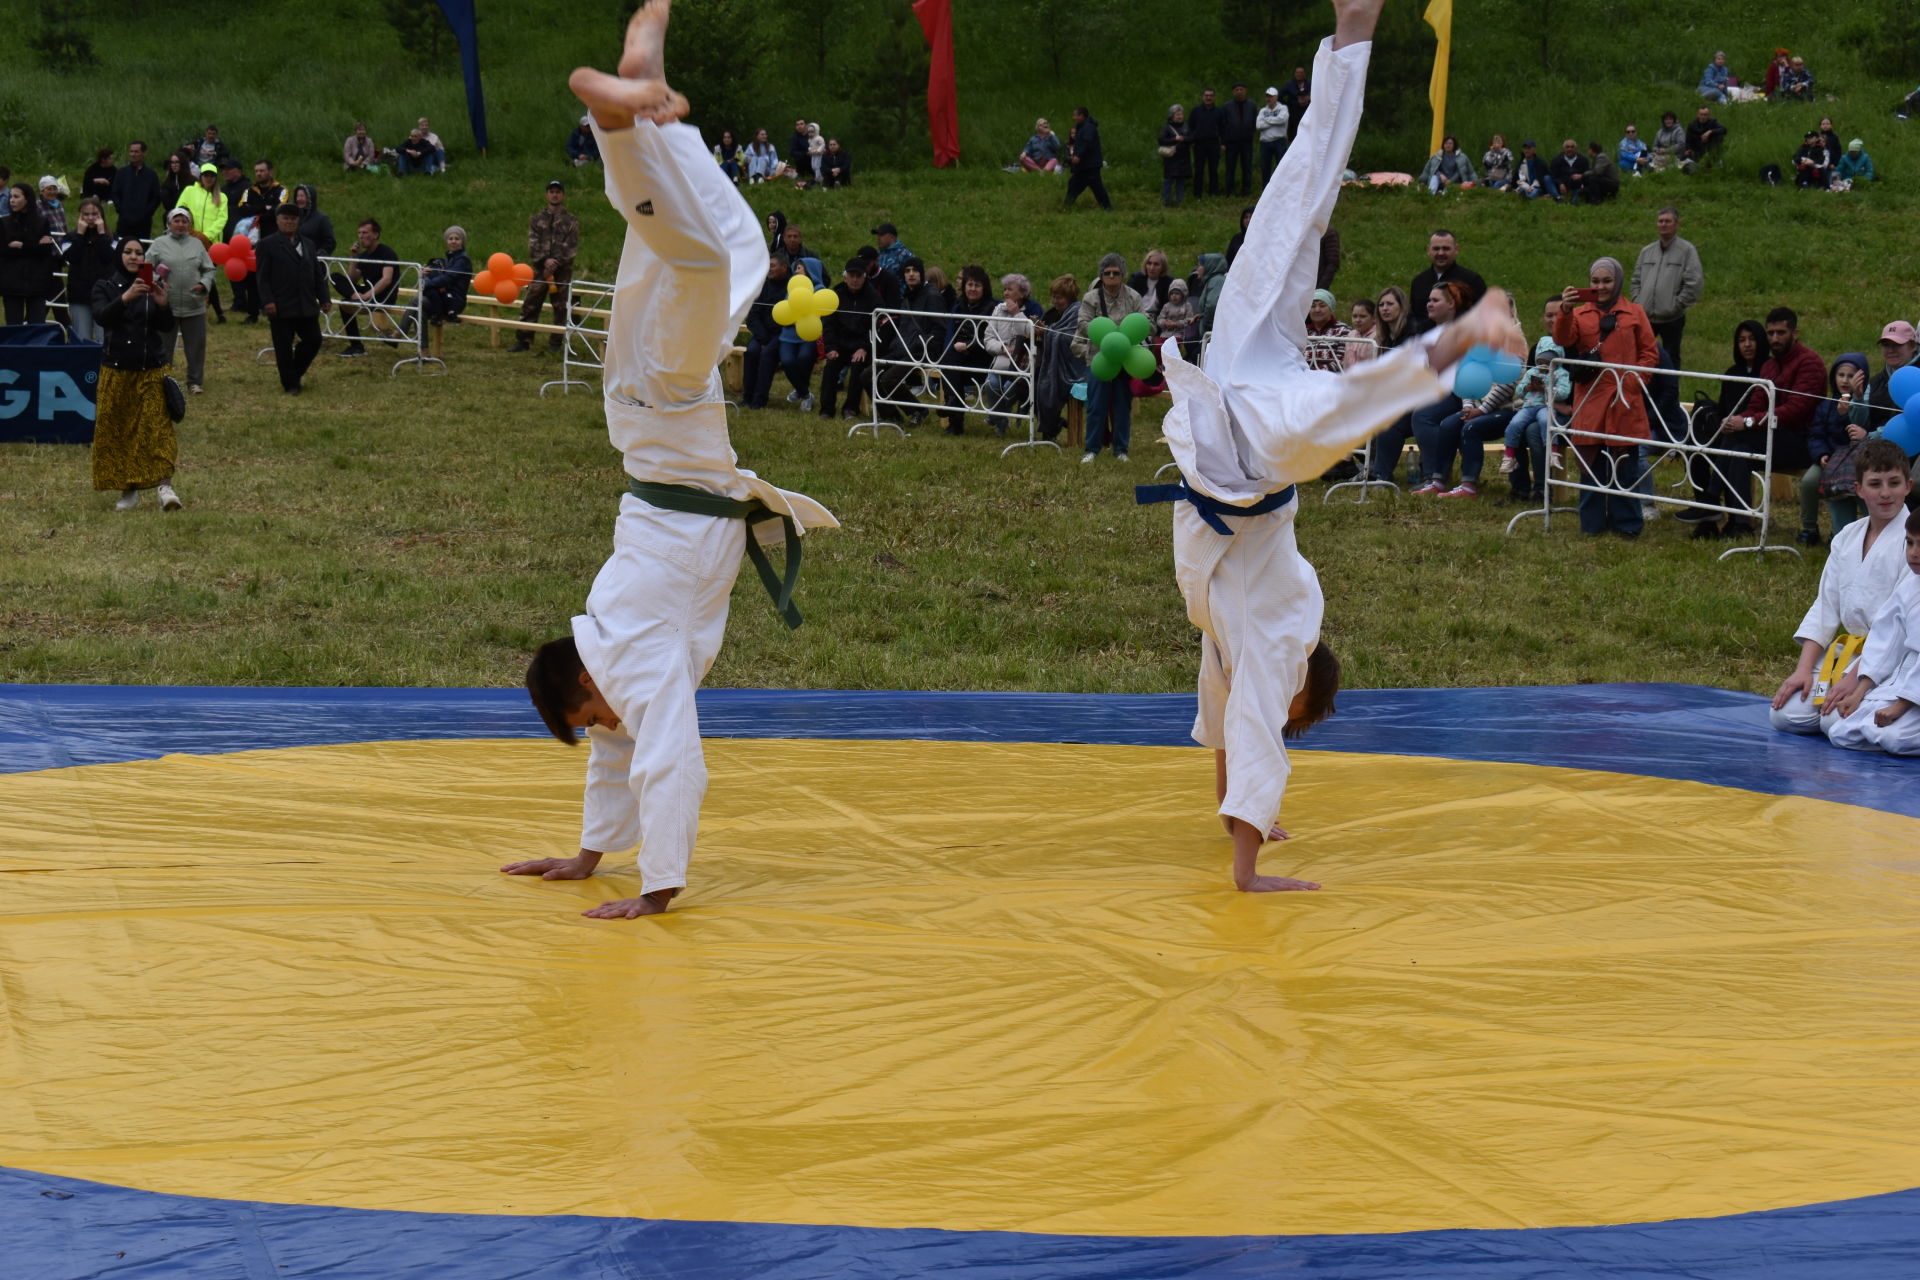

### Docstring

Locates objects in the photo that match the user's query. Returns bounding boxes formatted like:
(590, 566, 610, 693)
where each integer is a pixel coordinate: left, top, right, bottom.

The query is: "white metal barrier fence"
(539, 277, 613, 397)
(852, 306, 1051, 459)
(1505, 358, 1796, 560)
(253, 256, 441, 376)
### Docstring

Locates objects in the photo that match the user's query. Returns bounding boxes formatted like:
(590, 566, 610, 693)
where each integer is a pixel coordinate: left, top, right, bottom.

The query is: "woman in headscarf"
(91, 236, 183, 511)
(1303, 288, 1353, 372)
(1554, 255, 1658, 537)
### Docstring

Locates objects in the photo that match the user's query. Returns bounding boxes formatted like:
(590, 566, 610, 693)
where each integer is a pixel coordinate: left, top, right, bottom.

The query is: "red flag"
(913, 0, 960, 167)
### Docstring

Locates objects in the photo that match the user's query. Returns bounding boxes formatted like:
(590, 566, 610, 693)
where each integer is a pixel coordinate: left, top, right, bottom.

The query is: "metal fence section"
(252, 255, 442, 376)
(539, 277, 613, 398)
(1505, 358, 1796, 560)
(851, 306, 1052, 459)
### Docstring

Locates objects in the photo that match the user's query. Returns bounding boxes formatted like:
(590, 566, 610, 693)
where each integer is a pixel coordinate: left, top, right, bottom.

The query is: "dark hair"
(526, 636, 589, 745)
(1731, 319, 1766, 368)
(1432, 279, 1470, 314)
(114, 234, 145, 257)
(1587, 140, 1603, 152)
(1908, 507, 1920, 536)
(1430, 228, 1456, 241)
(959, 263, 992, 294)
(1859, 438, 1912, 482)
(1284, 644, 1340, 740)
(1766, 306, 1798, 329)
(94, 146, 113, 163)
(256, 157, 273, 169)
(359, 217, 381, 233)
(1351, 297, 1378, 321)
(1661, 111, 1677, 124)
(1441, 134, 1458, 149)
(130, 139, 148, 149)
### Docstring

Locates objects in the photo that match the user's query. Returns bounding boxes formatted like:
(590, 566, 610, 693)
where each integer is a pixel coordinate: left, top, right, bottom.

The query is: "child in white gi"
(504, 1, 836, 919)
(1769, 440, 1912, 735)
(1826, 506, 1920, 755)
(1141, 0, 1522, 892)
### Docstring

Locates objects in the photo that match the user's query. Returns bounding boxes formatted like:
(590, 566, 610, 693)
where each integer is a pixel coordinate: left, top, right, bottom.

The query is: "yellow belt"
(1812, 634, 1865, 708)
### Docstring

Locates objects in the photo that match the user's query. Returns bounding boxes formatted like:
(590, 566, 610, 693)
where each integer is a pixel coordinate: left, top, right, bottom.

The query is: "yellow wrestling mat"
(3, 737, 1919, 1237)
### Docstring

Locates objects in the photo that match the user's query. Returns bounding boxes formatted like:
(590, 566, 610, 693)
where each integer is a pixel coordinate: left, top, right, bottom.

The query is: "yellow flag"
(1425, 0, 1453, 156)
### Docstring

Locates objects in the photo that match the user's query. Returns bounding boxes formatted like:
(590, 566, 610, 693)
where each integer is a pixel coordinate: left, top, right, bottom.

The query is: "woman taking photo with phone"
(1555, 256, 1657, 538)
(91, 237, 184, 512)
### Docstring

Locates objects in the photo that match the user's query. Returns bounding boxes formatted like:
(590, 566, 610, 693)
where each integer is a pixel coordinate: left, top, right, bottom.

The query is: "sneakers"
(1674, 505, 1718, 524)
(114, 487, 140, 511)
(1438, 481, 1479, 498)
(785, 390, 801, 404)
(508, 337, 532, 353)
(188, 383, 204, 395)
(339, 344, 368, 358)
(157, 483, 182, 512)
(799, 394, 814, 413)
(1547, 450, 1563, 471)
(1115, 452, 1129, 463)
(1796, 527, 1824, 547)
(1411, 479, 1445, 495)
(1641, 500, 1661, 521)
(1081, 452, 1096, 464)
(1498, 448, 1517, 474)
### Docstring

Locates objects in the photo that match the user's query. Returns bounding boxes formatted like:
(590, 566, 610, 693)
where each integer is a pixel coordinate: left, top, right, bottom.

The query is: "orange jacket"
(1553, 298, 1658, 443)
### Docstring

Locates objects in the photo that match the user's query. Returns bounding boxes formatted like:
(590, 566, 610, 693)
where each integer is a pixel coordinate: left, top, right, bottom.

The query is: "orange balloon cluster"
(471, 252, 537, 305)
(207, 234, 257, 283)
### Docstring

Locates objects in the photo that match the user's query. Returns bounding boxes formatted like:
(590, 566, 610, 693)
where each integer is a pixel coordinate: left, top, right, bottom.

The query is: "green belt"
(626, 480, 805, 629)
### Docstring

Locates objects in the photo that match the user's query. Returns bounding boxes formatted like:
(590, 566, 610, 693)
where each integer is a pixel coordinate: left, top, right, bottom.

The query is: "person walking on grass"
(91, 237, 184, 512)
(513, 180, 580, 352)
(256, 203, 330, 395)
(1064, 106, 1111, 211)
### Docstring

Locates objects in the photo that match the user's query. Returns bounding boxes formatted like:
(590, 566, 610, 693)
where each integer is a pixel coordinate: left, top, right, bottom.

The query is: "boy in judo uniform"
(505, 0, 836, 919)
(1826, 506, 1920, 755)
(1138, 0, 1522, 892)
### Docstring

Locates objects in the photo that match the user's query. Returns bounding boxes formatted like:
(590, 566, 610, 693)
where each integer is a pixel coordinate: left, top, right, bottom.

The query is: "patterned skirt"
(91, 366, 176, 491)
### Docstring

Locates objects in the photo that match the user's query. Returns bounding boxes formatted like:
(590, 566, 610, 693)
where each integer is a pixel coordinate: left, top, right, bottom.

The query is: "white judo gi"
(1771, 515, 1911, 734)
(571, 119, 837, 894)
(1826, 572, 1920, 755)
(1152, 35, 1456, 837)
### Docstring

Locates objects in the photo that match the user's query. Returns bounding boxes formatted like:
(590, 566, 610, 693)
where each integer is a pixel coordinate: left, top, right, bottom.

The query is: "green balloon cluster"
(1087, 312, 1159, 381)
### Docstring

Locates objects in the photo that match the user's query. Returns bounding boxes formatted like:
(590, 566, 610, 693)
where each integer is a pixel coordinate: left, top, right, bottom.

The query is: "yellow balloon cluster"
(770, 274, 840, 342)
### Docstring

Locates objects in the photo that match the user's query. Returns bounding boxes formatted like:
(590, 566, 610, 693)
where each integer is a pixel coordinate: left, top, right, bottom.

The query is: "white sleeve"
(1857, 589, 1912, 685)
(1793, 552, 1843, 647)
(579, 725, 641, 854)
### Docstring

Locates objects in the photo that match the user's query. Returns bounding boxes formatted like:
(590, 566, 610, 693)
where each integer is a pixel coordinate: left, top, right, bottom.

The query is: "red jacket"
(1740, 341, 1825, 435)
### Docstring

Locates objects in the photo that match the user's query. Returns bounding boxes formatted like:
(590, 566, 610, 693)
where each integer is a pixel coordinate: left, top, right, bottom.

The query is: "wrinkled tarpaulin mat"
(1, 683, 1916, 1279)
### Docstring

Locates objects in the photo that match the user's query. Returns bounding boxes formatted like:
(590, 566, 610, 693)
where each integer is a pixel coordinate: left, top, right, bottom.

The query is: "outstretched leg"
(569, 0, 688, 131)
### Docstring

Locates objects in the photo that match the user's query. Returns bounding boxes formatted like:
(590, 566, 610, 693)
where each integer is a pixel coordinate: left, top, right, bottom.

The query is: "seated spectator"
(82, 147, 116, 204)
(1816, 116, 1842, 159)
(1347, 297, 1379, 364)
(1417, 134, 1477, 194)
(1901, 86, 1920, 121)
(1867, 320, 1916, 429)
(1618, 124, 1653, 175)
(1779, 55, 1814, 102)
(1584, 141, 1620, 204)
(818, 257, 881, 420)
(786, 119, 810, 178)
(982, 272, 1042, 436)
(1224, 205, 1254, 265)
(940, 264, 997, 435)
(742, 252, 788, 410)
(1681, 107, 1726, 173)
(1503, 313, 1572, 502)
(1019, 118, 1063, 172)
(331, 217, 400, 356)
(1804, 352, 1873, 531)
(1301, 288, 1352, 373)
(1832, 139, 1877, 191)
(822, 138, 852, 188)
(1686, 319, 1770, 535)
(1406, 282, 1473, 491)
(37, 176, 68, 242)
(418, 225, 471, 350)
(1189, 251, 1228, 333)
(397, 128, 437, 176)
(1155, 276, 1199, 357)
(1650, 111, 1685, 170)
(1722, 306, 1827, 545)
(1032, 273, 1086, 441)
(191, 125, 235, 171)
(1481, 134, 1514, 190)
(746, 129, 784, 183)
(713, 129, 744, 183)
(1794, 131, 1833, 188)
(292, 184, 335, 256)
(1129, 248, 1173, 318)
(568, 116, 601, 166)
(1763, 48, 1792, 99)
(1513, 139, 1557, 201)
(415, 118, 447, 170)
(344, 122, 377, 172)
(1698, 51, 1732, 102)
(1549, 138, 1587, 203)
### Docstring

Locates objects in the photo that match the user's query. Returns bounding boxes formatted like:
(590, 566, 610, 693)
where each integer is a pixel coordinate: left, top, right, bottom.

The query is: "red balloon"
(229, 233, 250, 251)
(208, 242, 231, 265)
(223, 259, 248, 282)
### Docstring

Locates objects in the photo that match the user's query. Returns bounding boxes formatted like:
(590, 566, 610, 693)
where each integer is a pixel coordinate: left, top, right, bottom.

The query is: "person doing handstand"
(504, 0, 836, 919)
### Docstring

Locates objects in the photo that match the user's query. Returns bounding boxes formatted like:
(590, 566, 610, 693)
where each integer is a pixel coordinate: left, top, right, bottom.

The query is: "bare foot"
(1238, 874, 1322, 892)
(1221, 815, 1290, 841)
(569, 0, 688, 130)
(583, 888, 679, 919)
(1331, 0, 1386, 49)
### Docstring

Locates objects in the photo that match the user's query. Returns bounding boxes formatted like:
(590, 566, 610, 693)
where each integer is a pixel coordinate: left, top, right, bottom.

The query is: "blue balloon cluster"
(1885, 365, 1920, 456)
(1452, 342, 1525, 399)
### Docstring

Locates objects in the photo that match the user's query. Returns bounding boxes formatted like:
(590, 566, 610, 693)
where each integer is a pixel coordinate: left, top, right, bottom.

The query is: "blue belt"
(1134, 479, 1297, 534)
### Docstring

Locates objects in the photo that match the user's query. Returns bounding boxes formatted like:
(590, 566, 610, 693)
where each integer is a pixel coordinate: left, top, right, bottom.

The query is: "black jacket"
(1408, 263, 1488, 332)
(293, 185, 336, 257)
(944, 294, 996, 368)
(0, 209, 58, 298)
(1069, 116, 1103, 173)
(823, 280, 882, 354)
(1548, 151, 1588, 190)
(891, 281, 948, 362)
(91, 270, 175, 370)
(255, 231, 329, 318)
(1187, 104, 1225, 145)
(108, 164, 163, 232)
(1221, 98, 1258, 144)
(745, 275, 785, 344)
(63, 229, 120, 307)
(1158, 121, 1192, 179)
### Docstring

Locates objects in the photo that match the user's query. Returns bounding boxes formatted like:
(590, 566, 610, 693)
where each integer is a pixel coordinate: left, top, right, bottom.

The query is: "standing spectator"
(1762, 48, 1792, 99)
(190, 125, 235, 171)
(1866, 321, 1916, 429)
(143, 208, 216, 393)
(1481, 134, 1515, 189)
(256, 204, 329, 395)
(90, 237, 182, 511)
(62, 198, 116, 342)
(1221, 84, 1257, 196)
(1278, 65, 1311, 142)
(1409, 229, 1486, 332)
(1779, 56, 1814, 101)
(1555, 258, 1659, 537)
(1630, 206, 1704, 365)
(1681, 107, 1727, 172)
(1583, 141, 1620, 204)
(332, 218, 399, 357)
(742, 254, 790, 410)
(1698, 51, 1731, 101)
(82, 148, 116, 205)
(513, 179, 579, 353)
(1548, 138, 1588, 203)
(1417, 135, 1477, 194)
(178, 164, 227, 245)
(568, 116, 600, 166)
(1255, 87, 1289, 184)
(397, 128, 436, 176)
(1129, 248, 1174, 318)
(1513, 139, 1557, 200)
(939, 264, 997, 435)
(1723, 307, 1827, 544)
(1651, 112, 1686, 170)
(1073, 253, 1144, 461)
(822, 138, 852, 188)
(746, 129, 782, 183)
(344, 122, 377, 172)
(1018, 118, 1062, 172)
(1064, 107, 1111, 211)
(1793, 132, 1833, 188)
(871, 222, 911, 277)
(1, 183, 58, 325)
(1188, 88, 1224, 198)
(786, 118, 811, 178)
(806, 124, 826, 184)
(417, 226, 471, 353)
(233, 159, 285, 321)
(415, 118, 446, 169)
(713, 129, 745, 183)
(1157, 105, 1192, 207)
(291, 185, 335, 257)
(108, 140, 162, 239)
(36, 176, 69, 241)
(818, 257, 881, 420)
(1618, 124, 1653, 175)
(158, 149, 195, 214)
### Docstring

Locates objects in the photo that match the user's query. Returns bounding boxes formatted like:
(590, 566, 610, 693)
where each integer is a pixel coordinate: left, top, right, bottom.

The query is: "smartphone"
(136, 264, 155, 287)
(1571, 287, 1599, 304)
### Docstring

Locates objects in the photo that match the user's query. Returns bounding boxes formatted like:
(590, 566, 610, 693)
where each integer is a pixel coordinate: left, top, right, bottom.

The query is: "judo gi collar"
(627, 480, 806, 628)
(1134, 477, 1297, 534)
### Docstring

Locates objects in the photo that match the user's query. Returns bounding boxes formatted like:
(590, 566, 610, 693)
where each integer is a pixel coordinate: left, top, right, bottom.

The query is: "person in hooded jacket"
(90, 236, 183, 512)
(879, 255, 946, 423)
(0, 183, 58, 325)
(1688, 319, 1769, 538)
(292, 184, 335, 256)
